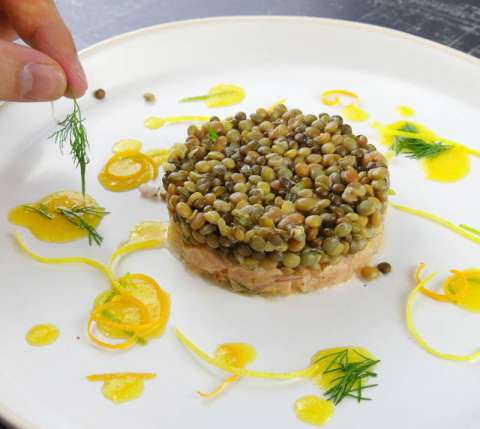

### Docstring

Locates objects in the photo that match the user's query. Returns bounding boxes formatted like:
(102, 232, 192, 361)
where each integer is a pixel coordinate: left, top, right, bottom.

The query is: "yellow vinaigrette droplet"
(26, 324, 59, 346)
(446, 269, 480, 313)
(128, 221, 168, 244)
(144, 116, 210, 130)
(102, 376, 144, 404)
(206, 84, 245, 108)
(112, 139, 142, 153)
(294, 395, 334, 427)
(144, 117, 166, 129)
(341, 104, 369, 122)
(396, 105, 415, 117)
(421, 145, 469, 183)
(214, 343, 257, 368)
(8, 191, 103, 243)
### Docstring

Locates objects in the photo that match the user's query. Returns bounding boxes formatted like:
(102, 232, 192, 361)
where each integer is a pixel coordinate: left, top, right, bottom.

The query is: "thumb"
(0, 39, 67, 102)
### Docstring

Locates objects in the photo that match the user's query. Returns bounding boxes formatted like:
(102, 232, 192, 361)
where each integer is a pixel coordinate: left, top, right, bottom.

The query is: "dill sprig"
(50, 98, 89, 195)
(21, 204, 53, 220)
(392, 123, 451, 159)
(313, 349, 380, 405)
(56, 207, 103, 246)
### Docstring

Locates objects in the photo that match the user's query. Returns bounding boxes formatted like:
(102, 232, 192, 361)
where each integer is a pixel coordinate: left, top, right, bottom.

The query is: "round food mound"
(163, 105, 389, 294)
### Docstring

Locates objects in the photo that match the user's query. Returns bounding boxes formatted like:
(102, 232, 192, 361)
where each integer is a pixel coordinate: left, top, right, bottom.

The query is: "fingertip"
(64, 58, 88, 98)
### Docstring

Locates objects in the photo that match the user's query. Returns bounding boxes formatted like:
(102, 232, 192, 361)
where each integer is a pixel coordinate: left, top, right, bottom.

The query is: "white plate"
(1, 16, 479, 429)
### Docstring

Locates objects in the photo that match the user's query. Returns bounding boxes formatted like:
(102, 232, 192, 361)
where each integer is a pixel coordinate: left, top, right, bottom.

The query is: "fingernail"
(20, 63, 66, 100)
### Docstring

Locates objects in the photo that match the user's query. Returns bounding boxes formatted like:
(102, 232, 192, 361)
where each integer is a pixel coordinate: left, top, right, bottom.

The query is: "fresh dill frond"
(314, 349, 380, 405)
(392, 123, 451, 159)
(71, 206, 110, 217)
(208, 126, 218, 142)
(21, 204, 53, 220)
(50, 98, 89, 195)
(56, 207, 105, 246)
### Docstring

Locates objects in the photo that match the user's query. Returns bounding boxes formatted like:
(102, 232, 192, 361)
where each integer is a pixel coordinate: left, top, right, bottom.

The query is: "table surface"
(2, 0, 479, 428)
(54, 0, 480, 57)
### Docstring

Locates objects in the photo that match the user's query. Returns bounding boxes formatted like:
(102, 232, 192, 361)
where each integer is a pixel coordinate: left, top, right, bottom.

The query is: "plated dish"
(0, 16, 479, 429)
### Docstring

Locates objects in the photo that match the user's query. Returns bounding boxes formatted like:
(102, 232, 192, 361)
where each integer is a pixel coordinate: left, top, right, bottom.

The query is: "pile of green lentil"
(163, 105, 389, 271)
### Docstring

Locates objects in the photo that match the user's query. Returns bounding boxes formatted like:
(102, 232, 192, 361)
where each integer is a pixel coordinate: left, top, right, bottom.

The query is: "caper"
(377, 262, 392, 274)
(323, 237, 344, 256)
(335, 222, 352, 237)
(176, 202, 192, 218)
(357, 197, 379, 216)
(282, 253, 301, 268)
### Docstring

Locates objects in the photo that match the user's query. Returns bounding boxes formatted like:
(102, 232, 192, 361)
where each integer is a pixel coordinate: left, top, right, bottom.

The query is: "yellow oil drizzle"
(8, 191, 102, 243)
(87, 373, 156, 404)
(341, 104, 369, 122)
(294, 395, 334, 427)
(26, 324, 59, 346)
(128, 221, 168, 244)
(198, 342, 256, 399)
(407, 264, 480, 362)
(396, 105, 415, 117)
(112, 139, 143, 153)
(144, 116, 210, 130)
(374, 120, 476, 182)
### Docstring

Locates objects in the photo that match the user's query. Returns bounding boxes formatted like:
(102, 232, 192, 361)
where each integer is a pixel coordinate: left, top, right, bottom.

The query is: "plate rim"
(1, 14, 478, 429)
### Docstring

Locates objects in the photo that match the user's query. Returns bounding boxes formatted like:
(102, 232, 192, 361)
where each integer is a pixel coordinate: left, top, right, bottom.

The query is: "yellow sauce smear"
(87, 373, 156, 404)
(374, 120, 478, 182)
(406, 264, 480, 362)
(144, 116, 210, 130)
(198, 343, 256, 399)
(396, 105, 415, 117)
(15, 221, 169, 351)
(341, 104, 369, 122)
(9, 191, 102, 243)
(26, 324, 59, 346)
(112, 139, 143, 153)
(294, 395, 334, 427)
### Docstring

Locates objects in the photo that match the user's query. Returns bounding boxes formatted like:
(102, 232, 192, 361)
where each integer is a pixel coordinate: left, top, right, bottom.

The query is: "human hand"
(0, 0, 87, 102)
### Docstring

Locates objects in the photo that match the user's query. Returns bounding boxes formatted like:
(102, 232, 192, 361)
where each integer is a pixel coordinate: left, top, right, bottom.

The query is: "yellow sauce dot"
(396, 105, 415, 117)
(340, 104, 369, 122)
(205, 84, 245, 108)
(102, 376, 144, 404)
(26, 324, 59, 346)
(421, 145, 470, 183)
(214, 343, 257, 368)
(144, 117, 166, 129)
(128, 221, 167, 243)
(112, 139, 142, 153)
(294, 395, 334, 427)
(8, 191, 103, 243)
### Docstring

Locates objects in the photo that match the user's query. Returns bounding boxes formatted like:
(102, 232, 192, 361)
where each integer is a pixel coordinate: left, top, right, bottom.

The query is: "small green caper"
(282, 252, 301, 268)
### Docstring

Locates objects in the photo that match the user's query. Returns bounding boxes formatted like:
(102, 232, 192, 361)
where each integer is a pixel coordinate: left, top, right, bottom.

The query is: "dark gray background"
(1, 0, 479, 428)
(54, 0, 480, 57)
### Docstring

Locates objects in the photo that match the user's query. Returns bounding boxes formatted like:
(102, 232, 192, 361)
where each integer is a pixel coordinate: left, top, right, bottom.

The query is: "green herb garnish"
(50, 98, 89, 195)
(313, 349, 380, 405)
(391, 123, 451, 159)
(21, 204, 53, 220)
(208, 126, 218, 142)
(56, 206, 108, 246)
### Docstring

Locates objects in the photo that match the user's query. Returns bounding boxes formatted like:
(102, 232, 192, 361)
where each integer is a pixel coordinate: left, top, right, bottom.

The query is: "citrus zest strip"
(14, 232, 116, 285)
(321, 89, 359, 106)
(86, 372, 156, 382)
(197, 375, 240, 399)
(389, 202, 480, 245)
(87, 316, 138, 350)
(406, 264, 480, 362)
(174, 327, 314, 380)
(109, 239, 166, 270)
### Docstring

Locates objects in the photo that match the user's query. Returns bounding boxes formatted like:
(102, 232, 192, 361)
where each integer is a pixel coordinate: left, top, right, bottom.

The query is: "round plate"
(0, 16, 479, 429)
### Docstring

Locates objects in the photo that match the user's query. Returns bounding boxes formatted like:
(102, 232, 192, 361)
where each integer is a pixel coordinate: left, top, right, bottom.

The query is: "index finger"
(2, 0, 87, 97)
